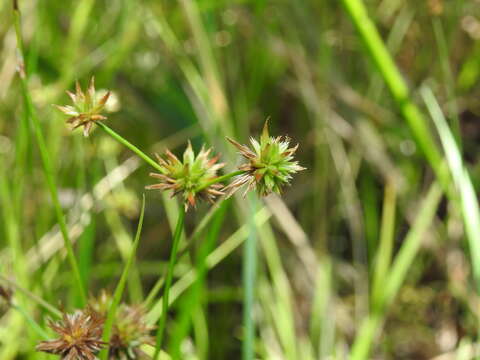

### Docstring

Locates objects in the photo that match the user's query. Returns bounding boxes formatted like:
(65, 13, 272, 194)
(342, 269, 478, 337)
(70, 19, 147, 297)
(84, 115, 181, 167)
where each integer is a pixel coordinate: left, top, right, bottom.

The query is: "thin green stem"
(13, 4, 87, 305)
(0, 275, 62, 318)
(153, 210, 186, 360)
(97, 121, 245, 190)
(340, 0, 450, 193)
(350, 183, 442, 360)
(371, 182, 396, 309)
(96, 122, 163, 172)
(11, 304, 50, 340)
(99, 195, 146, 360)
(243, 196, 257, 360)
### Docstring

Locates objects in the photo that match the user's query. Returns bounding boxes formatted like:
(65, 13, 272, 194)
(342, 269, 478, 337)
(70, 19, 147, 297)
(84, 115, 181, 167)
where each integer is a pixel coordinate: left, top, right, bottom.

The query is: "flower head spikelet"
(146, 141, 225, 210)
(226, 120, 305, 196)
(55, 76, 111, 137)
(36, 309, 106, 360)
(108, 304, 155, 360)
(88, 292, 154, 360)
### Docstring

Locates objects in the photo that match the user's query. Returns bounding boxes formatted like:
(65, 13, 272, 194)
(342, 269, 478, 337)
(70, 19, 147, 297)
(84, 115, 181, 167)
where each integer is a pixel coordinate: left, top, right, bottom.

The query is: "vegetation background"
(1, 0, 480, 359)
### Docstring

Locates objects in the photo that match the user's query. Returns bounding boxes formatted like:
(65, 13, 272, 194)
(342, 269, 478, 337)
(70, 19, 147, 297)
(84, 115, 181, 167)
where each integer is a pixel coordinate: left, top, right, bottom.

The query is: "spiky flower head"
(55, 77, 111, 137)
(36, 309, 105, 360)
(108, 304, 155, 360)
(226, 121, 305, 196)
(146, 141, 225, 210)
(88, 292, 154, 360)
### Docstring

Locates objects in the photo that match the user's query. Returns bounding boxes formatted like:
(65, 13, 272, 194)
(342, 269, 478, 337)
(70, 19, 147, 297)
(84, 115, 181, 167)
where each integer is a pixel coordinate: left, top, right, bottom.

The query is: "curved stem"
(97, 122, 245, 191)
(153, 210, 186, 360)
(96, 122, 163, 172)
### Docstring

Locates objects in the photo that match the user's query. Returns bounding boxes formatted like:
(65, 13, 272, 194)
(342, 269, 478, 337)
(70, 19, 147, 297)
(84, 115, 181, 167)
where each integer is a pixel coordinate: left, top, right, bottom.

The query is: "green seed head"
(146, 141, 225, 210)
(109, 304, 154, 360)
(226, 121, 305, 196)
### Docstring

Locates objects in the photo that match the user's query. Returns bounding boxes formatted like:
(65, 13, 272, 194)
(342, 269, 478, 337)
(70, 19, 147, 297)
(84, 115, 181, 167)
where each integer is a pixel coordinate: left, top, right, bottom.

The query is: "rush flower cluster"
(226, 121, 305, 196)
(56, 78, 304, 209)
(146, 141, 225, 210)
(37, 293, 154, 360)
(36, 310, 105, 360)
(55, 77, 110, 137)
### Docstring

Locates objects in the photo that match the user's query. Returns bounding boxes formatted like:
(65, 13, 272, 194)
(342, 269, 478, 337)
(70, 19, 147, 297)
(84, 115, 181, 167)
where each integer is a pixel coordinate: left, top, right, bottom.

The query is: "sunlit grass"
(1, 0, 480, 359)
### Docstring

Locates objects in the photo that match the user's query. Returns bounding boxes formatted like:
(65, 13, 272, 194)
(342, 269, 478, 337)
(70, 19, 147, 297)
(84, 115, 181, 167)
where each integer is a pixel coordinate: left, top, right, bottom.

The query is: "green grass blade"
(350, 183, 442, 359)
(371, 182, 396, 309)
(13, 2, 87, 305)
(11, 304, 49, 340)
(422, 86, 480, 290)
(153, 209, 186, 360)
(169, 200, 228, 358)
(340, 0, 449, 191)
(99, 194, 146, 360)
(243, 196, 258, 360)
(0, 275, 62, 318)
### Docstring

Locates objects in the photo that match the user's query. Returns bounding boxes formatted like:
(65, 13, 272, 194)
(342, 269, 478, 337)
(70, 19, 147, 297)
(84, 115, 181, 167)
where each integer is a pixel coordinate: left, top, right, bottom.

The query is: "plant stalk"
(97, 122, 244, 190)
(13, 2, 87, 305)
(153, 210, 186, 359)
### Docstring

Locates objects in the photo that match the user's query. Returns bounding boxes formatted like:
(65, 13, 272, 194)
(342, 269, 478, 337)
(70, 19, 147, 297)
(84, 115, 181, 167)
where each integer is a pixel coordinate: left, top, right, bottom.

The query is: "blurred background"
(2, 0, 480, 359)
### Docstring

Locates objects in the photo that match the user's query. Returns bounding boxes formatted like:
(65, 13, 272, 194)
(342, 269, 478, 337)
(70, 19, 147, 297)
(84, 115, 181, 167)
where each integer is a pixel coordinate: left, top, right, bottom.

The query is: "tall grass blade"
(371, 182, 396, 308)
(340, 0, 449, 191)
(13, 1, 87, 305)
(421, 86, 480, 291)
(99, 194, 146, 360)
(350, 182, 442, 359)
(153, 209, 186, 359)
(243, 196, 257, 360)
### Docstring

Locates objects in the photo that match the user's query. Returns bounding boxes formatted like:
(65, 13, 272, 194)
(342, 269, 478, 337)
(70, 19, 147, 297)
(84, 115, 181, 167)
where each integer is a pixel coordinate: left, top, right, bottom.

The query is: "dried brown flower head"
(55, 77, 111, 137)
(226, 121, 305, 196)
(36, 309, 106, 360)
(146, 141, 225, 210)
(109, 304, 155, 360)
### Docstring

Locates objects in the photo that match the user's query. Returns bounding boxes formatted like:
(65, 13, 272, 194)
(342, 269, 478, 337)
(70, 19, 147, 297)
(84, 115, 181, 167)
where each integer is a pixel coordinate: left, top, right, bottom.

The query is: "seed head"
(146, 141, 225, 210)
(108, 304, 155, 360)
(226, 121, 305, 196)
(88, 292, 154, 359)
(36, 309, 106, 360)
(55, 77, 111, 137)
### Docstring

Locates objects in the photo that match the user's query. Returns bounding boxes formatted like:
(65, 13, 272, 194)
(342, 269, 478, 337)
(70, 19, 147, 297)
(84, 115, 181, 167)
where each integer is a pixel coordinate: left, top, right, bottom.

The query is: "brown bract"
(36, 309, 106, 360)
(55, 77, 110, 137)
